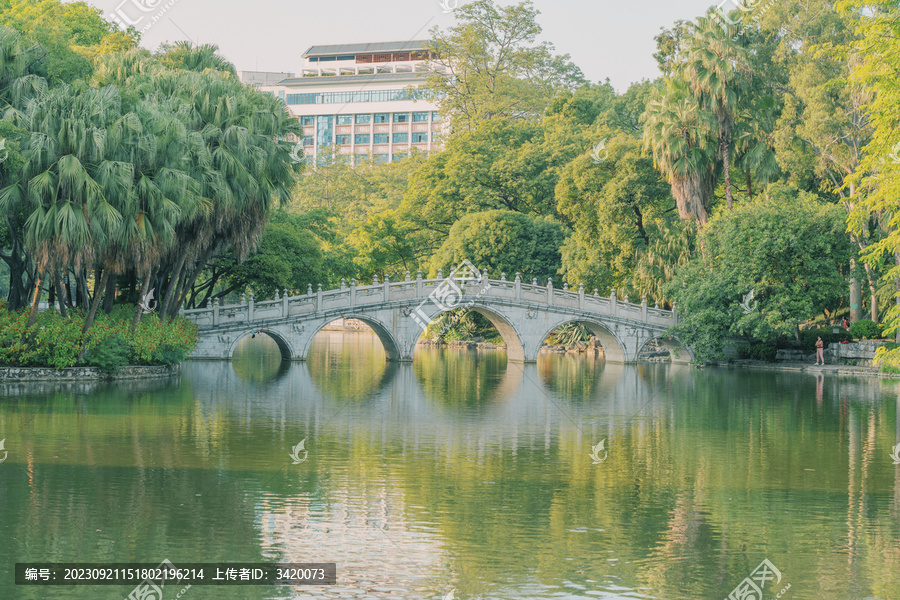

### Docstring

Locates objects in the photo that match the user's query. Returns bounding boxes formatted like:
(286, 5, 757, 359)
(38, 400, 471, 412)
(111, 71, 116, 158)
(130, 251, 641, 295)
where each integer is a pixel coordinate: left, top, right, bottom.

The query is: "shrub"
(849, 319, 880, 340)
(748, 341, 777, 362)
(0, 303, 198, 370)
(85, 334, 131, 375)
(152, 343, 187, 366)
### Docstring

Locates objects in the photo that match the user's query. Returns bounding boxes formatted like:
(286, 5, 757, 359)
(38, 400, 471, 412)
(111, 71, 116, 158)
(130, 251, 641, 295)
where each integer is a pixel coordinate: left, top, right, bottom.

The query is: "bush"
(748, 341, 778, 362)
(0, 303, 198, 370)
(152, 343, 186, 366)
(849, 319, 880, 340)
(85, 334, 131, 375)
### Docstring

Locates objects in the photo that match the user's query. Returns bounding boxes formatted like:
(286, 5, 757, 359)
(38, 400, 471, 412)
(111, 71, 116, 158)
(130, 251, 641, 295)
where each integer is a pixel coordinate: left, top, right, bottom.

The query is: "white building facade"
(252, 41, 445, 164)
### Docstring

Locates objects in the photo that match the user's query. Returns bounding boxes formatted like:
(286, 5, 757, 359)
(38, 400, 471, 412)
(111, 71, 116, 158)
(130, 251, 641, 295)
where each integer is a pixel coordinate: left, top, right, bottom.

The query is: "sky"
(96, 0, 718, 92)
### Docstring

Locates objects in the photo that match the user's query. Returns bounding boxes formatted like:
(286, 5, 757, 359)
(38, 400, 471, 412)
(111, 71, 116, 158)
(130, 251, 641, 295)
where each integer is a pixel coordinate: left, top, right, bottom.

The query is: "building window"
(335, 134, 350, 145)
(413, 112, 429, 122)
(392, 132, 409, 144)
(374, 154, 389, 163)
(302, 136, 314, 146)
(374, 113, 389, 123)
(336, 115, 352, 125)
(286, 89, 425, 105)
(316, 115, 333, 145)
(278, 91, 285, 101)
(355, 114, 371, 124)
(354, 134, 370, 144)
(432, 111, 440, 121)
(393, 113, 410, 123)
(412, 132, 428, 143)
(300, 116, 314, 126)
(373, 133, 389, 144)
(392, 153, 408, 162)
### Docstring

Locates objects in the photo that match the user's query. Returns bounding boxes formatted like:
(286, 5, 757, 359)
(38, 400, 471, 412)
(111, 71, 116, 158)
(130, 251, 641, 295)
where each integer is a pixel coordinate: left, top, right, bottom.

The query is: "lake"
(1, 330, 898, 599)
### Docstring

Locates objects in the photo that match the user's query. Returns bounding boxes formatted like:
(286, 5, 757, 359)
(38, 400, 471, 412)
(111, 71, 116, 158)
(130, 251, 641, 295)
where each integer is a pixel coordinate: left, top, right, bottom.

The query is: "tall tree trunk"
(176, 246, 216, 315)
(849, 257, 862, 323)
(720, 120, 733, 210)
(64, 272, 73, 309)
(103, 271, 117, 314)
(745, 169, 752, 200)
(167, 266, 189, 320)
(78, 271, 90, 308)
(53, 271, 68, 318)
(132, 268, 157, 333)
(159, 253, 187, 318)
(26, 267, 44, 328)
(81, 268, 110, 336)
(862, 261, 877, 322)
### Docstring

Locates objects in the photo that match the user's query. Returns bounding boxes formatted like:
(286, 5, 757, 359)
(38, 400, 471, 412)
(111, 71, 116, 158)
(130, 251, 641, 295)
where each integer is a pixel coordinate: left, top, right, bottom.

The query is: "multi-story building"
(249, 40, 446, 164)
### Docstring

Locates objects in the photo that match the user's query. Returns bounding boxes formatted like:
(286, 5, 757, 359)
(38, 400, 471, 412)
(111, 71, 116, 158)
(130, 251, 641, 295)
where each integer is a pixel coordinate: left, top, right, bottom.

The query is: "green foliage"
(668, 190, 854, 362)
(0, 0, 138, 83)
(849, 319, 880, 340)
(430, 209, 567, 281)
(85, 334, 130, 375)
(748, 341, 777, 362)
(0, 302, 198, 369)
(422, 0, 584, 130)
(546, 323, 592, 346)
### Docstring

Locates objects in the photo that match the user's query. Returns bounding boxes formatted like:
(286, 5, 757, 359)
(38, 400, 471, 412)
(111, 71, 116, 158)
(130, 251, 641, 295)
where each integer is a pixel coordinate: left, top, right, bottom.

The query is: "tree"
(677, 12, 752, 209)
(556, 134, 676, 296)
(642, 78, 718, 224)
(430, 209, 567, 281)
(668, 188, 853, 361)
(0, 0, 138, 83)
(422, 0, 584, 131)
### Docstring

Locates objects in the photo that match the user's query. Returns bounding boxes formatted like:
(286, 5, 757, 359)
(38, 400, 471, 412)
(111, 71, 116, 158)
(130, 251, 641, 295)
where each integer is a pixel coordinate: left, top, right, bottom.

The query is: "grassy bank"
(0, 302, 198, 374)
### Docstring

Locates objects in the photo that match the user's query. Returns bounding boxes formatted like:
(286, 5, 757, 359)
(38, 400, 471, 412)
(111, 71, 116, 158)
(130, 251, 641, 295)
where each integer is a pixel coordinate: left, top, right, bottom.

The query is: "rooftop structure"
(255, 40, 446, 164)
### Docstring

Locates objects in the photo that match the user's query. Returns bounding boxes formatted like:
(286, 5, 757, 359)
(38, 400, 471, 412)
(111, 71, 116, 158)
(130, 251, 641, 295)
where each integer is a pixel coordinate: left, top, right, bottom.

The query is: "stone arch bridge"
(182, 272, 691, 363)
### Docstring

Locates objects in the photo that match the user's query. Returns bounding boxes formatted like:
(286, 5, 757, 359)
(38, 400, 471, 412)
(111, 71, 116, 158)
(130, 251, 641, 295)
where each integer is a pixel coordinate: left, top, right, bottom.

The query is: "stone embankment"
(775, 340, 885, 367)
(0, 364, 181, 381)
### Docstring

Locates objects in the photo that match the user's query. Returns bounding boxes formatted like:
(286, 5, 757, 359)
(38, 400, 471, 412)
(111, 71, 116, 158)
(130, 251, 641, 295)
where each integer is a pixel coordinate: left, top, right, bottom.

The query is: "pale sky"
(95, 0, 717, 92)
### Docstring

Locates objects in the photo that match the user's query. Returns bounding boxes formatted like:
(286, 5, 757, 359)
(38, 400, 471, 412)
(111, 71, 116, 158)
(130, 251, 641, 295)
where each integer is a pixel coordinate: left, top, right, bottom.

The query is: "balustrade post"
(672, 302, 677, 324)
(641, 295, 647, 321)
(213, 297, 220, 325)
(316, 284, 323, 313)
(341, 278, 346, 290)
(405, 270, 411, 282)
(515, 272, 522, 301)
(416, 271, 423, 297)
(610, 290, 617, 317)
(282, 289, 289, 317)
(350, 278, 357, 306)
(307, 283, 313, 297)
(248, 292, 255, 321)
(547, 278, 554, 306)
(579, 283, 585, 310)
(384, 275, 391, 302)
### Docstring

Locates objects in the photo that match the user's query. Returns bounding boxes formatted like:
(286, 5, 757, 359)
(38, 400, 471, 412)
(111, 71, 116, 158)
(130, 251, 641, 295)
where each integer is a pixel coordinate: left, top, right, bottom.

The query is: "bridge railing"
(181, 272, 676, 328)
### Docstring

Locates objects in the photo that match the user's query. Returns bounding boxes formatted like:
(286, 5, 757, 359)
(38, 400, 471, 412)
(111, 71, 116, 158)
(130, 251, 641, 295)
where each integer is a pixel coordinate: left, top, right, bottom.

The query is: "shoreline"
(0, 364, 182, 382)
(710, 359, 899, 378)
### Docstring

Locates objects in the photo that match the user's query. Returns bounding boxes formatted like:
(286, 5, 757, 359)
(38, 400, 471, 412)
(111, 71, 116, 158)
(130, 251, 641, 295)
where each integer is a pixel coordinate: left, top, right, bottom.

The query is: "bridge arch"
(533, 318, 628, 363)
(637, 335, 694, 364)
(302, 315, 402, 361)
(413, 304, 527, 362)
(227, 328, 294, 361)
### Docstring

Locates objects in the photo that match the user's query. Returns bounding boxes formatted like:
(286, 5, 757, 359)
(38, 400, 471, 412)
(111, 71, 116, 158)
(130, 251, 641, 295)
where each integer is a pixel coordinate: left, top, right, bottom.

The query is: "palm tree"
(677, 12, 752, 209)
(2, 85, 125, 328)
(642, 78, 718, 224)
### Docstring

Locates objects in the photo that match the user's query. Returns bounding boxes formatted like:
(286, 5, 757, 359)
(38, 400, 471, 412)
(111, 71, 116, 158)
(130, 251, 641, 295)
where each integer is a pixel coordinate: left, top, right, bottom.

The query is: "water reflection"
(1, 337, 900, 599)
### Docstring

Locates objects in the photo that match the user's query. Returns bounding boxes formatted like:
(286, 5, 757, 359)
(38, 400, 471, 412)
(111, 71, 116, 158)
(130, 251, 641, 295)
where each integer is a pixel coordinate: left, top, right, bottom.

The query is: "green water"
(1, 330, 900, 599)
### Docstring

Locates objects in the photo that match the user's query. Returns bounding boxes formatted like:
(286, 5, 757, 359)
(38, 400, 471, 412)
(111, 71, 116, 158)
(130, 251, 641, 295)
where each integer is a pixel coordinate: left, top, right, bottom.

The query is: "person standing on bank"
(815, 336, 825, 365)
